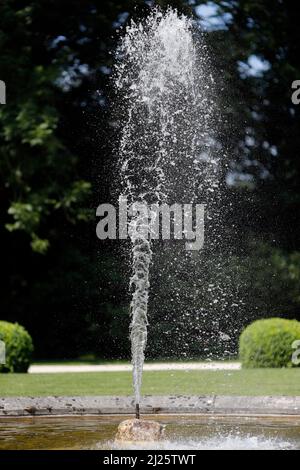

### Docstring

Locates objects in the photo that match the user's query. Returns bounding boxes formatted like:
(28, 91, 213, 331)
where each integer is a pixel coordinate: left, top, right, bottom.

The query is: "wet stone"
(115, 419, 164, 442)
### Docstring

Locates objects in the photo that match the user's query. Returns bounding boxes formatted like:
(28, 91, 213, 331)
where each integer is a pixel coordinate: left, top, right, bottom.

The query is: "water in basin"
(0, 415, 299, 450)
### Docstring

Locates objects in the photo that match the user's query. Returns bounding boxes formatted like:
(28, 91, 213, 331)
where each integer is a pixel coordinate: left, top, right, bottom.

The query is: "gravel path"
(29, 362, 241, 373)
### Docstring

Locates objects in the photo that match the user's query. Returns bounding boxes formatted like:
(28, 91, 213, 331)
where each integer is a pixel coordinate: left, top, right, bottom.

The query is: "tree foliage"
(0, 0, 299, 358)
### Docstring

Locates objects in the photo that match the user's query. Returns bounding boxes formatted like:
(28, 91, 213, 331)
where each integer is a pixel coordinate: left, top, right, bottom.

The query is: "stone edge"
(0, 395, 300, 417)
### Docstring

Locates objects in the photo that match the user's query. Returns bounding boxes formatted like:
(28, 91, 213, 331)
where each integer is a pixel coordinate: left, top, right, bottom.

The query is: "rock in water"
(115, 419, 164, 442)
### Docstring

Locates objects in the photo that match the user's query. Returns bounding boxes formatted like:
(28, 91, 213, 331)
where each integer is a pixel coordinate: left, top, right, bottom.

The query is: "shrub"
(0, 321, 34, 373)
(239, 318, 300, 368)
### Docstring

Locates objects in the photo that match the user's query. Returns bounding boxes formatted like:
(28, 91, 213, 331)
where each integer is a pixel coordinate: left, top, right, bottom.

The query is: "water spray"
(114, 8, 218, 436)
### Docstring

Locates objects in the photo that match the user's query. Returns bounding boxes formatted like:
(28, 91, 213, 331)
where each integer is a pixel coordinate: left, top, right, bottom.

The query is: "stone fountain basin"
(0, 395, 300, 416)
(0, 413, 299, 450)
(1, 395, 300, 450)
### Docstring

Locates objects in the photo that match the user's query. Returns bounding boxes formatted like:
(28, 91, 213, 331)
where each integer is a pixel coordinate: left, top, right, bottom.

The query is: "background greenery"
(239, 318, 300, 368)
(0, 0, 299, 360)
(1, 369, 300, 396)
(0, 320, 33, 372)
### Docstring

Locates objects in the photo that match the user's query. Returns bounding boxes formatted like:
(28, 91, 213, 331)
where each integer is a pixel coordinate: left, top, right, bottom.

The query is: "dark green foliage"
(0, 321, 34, 372)
(239, 318, 300, 368)
(0, 1, 300, 359)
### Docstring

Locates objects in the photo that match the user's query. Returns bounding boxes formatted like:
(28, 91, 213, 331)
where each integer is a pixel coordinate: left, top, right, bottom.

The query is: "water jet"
(114, 7, 219, 428)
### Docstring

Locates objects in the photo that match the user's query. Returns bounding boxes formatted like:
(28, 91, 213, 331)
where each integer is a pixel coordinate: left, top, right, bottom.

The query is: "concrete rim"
(1, 395, 300, 417)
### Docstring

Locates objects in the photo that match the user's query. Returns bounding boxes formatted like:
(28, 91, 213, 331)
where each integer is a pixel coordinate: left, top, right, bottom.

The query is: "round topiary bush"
(239, 318, 300, 368)
(0, 321, 34, 373)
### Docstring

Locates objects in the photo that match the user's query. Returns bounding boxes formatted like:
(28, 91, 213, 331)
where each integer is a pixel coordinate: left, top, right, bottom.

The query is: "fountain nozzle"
(135, 403, 140, 419)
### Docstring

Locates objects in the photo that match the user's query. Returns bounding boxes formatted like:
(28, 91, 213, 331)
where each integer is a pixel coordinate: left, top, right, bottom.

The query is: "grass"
(0, 369, 299, 397)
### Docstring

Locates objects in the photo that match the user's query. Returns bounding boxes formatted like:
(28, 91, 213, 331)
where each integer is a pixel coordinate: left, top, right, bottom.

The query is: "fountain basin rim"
(0, 395, 300, 417)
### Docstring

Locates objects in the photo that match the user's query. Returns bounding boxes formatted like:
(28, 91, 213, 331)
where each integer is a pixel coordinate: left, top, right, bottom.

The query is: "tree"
(1, 0, 299, 359)
(0, 0, 146, 357)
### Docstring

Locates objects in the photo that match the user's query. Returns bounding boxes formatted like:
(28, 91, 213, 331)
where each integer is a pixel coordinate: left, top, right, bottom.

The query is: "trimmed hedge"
(239, 318, 300, 368)
(0, 321, 34, 373)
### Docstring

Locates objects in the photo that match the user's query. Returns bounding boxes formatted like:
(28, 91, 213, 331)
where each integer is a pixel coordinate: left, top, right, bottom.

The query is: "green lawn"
(0, 369, 299, 396)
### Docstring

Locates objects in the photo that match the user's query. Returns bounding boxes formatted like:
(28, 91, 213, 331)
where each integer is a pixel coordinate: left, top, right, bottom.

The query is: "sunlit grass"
(0, 369, 299, 396)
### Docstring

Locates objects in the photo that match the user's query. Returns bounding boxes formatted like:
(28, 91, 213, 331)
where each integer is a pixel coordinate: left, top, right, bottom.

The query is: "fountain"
(0, 8, 299, 452)
(114, 7, 221, 435)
